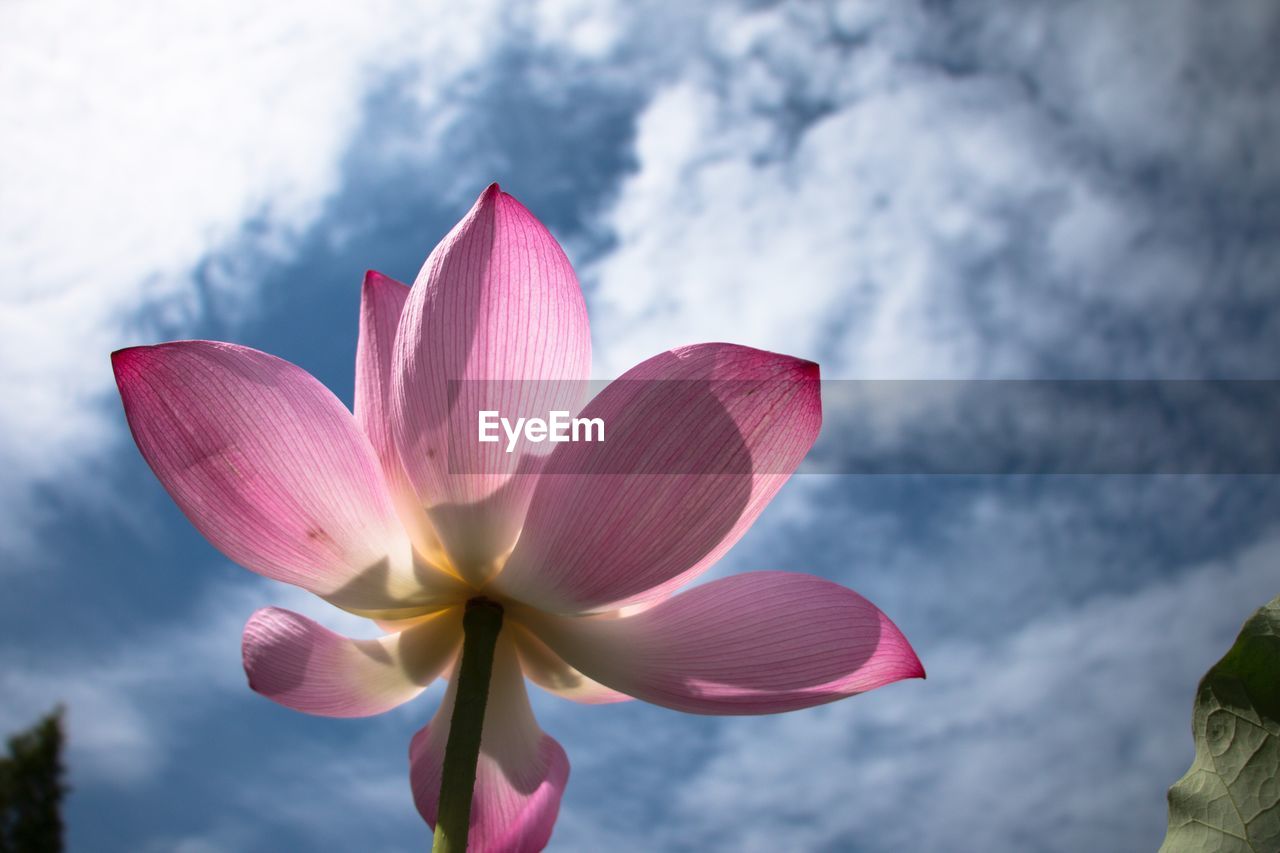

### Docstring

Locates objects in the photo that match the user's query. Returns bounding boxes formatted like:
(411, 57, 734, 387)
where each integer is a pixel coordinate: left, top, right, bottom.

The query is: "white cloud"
(0, 0, 738, 558)
(586, 0, 1280, 381)
(0, 570, 381, 784)
(555, 530, 1280, 852)
(0, 1, 515, 554)
(532, 0, 624, 59)
(960, 0, 1280, 192)
(2, 2, 1276, 847)
(132, 734, 428, 852)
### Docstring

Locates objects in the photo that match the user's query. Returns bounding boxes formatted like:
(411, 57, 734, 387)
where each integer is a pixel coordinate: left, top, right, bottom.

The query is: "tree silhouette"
(0, 708, 67, 853)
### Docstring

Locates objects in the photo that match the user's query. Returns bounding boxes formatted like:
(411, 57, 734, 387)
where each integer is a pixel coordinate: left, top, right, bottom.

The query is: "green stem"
(432, 598, 504, 853)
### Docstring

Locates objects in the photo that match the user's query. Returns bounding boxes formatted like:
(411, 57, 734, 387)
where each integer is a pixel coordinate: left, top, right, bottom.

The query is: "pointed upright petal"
(410, 636, 569, 852)
(242, 607, 461, 717)
(493, 344, 821, 614)
(355, 271, 450, 570)
(520, 571, 924, 715)
(391, 185, 591, 586)
(112, 341, 465, 615)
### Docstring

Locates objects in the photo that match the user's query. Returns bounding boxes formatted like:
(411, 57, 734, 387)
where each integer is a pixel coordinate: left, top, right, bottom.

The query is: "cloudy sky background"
(2, 1, 1278, 850)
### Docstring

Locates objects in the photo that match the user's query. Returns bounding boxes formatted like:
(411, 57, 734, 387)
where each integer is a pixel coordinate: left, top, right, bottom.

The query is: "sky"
(1, 1, 1278, 850)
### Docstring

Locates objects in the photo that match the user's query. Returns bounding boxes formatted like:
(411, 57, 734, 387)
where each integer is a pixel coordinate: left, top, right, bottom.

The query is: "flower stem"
(432, 597, 504, 853)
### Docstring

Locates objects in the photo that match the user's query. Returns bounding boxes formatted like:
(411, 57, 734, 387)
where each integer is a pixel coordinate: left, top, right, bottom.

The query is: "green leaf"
(1161, 595, 1280, 852)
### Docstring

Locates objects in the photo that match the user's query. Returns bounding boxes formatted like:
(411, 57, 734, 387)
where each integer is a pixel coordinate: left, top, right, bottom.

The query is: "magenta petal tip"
(469, 181, 503, 212)
(363, 269, 401, 290)
(905, 650, 927, 681)
(110, 345, 145, 370)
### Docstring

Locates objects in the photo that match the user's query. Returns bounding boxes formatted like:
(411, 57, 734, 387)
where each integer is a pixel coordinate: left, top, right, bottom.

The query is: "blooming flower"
(112, 184, 923, 851)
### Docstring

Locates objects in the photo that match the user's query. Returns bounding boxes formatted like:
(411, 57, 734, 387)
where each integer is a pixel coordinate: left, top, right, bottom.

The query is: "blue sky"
(2, 1, 1278, 850)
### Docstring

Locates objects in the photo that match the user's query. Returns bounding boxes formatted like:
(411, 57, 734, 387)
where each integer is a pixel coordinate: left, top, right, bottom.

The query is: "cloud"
(0, 0, 592, 557)
(0, 558, 457, 851)
(0, 570, 377, 785)
(551, 529, 1280, 852)
(2, 2, 1277, 850)
(130, 729, 431, 853)
(585, 0, 1280, 381)
(937, 0, 1280, 191)
(0, 0, 722, 560)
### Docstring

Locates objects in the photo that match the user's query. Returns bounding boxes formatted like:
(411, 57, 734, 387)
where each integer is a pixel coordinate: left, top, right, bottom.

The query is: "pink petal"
(112, 341, 467, 616)
(493, 344, 821, 614)
(355, 271, 451, 569)
(519, 571, 924, 715)
(242, 607, 460, 718)
(410, 636, 569, 852)
(510, 623, 633, 705)
(391, 184, 590, 586)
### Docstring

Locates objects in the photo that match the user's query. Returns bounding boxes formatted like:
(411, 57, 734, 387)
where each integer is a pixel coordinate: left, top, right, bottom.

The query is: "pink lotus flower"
(112, 185, 923, 851)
